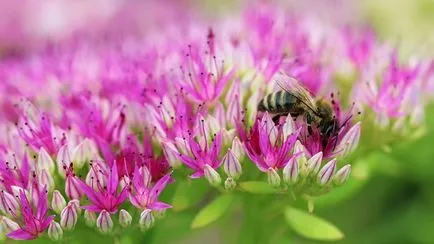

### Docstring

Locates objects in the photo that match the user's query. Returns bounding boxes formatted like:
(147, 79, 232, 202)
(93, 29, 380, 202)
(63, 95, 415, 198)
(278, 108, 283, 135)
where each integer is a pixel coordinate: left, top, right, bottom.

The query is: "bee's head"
(315, 99, 339, 137)
(315, 99, 334, 120)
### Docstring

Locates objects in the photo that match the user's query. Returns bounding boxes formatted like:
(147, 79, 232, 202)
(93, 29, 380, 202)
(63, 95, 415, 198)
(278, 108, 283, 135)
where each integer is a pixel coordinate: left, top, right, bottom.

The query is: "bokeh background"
(1, 0, 434, 243)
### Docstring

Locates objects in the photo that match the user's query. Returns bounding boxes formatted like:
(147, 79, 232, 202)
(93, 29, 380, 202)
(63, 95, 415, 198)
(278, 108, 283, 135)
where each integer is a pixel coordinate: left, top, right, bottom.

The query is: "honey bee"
(257, 74, 351, 149)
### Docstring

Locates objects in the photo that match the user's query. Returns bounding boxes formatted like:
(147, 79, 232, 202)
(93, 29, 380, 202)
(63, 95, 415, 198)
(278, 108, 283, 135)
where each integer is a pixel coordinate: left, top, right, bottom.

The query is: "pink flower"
(178, 129, 223, 178)
(241, 114, 300, 172)
(177, 30, 235, 105)
(17, 111, 66, 155)
(60, 92, 126, 147)
(144, 94, 198, 141)
(114, 135, 171, 182)
(79, 163, 128, 214)
(129, 165, 172, 211)
(357, 50, 422, 126)
(7, 187, 54, 240)
(342, 27, 376, 68)
(243, 3, 288, 82)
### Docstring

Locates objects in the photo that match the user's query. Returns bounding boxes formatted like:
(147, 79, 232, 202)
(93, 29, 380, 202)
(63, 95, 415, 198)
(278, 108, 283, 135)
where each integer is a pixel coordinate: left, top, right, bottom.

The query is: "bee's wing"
(273, 73, 318, 114)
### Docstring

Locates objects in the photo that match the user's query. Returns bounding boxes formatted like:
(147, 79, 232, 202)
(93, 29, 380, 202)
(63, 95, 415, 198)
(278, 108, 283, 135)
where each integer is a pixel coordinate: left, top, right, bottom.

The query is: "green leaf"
(172, 181, 190, 211)
(172, 180, 209, 212)
(191, 194, 234, 229)
(239, 181, 275, 194)
(284, 207, 345, 241)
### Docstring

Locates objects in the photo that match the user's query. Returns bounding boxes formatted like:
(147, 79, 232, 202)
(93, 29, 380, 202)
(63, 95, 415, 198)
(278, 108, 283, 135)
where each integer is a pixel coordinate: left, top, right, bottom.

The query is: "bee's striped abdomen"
(258, 91, 297, 113)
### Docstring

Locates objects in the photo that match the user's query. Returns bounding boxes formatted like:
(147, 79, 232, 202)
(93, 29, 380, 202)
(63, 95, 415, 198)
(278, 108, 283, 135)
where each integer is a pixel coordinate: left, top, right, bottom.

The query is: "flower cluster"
(0, 1, 432, 241)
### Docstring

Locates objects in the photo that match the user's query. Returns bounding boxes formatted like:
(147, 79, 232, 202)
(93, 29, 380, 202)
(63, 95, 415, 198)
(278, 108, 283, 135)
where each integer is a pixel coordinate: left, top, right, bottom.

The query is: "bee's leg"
(306, 114, 313, 135)
(332, 121, 339, 151)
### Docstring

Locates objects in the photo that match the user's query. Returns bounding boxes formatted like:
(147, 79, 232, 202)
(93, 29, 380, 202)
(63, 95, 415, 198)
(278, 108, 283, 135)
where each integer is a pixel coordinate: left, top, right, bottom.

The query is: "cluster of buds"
(283, 149, 352, 196)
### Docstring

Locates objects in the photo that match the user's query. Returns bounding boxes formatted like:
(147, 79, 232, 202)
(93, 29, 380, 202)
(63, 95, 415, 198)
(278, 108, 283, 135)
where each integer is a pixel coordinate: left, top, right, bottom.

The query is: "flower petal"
(7, 229, 35, 240)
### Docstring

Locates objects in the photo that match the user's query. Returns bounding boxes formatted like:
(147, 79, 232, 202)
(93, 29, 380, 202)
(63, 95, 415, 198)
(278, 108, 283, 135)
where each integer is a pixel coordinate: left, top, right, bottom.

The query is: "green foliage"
(238, 181, 276, 194)
(284, 207, 345, 241)
(191, 194, 235, 229)
(172, 179, 209, 212)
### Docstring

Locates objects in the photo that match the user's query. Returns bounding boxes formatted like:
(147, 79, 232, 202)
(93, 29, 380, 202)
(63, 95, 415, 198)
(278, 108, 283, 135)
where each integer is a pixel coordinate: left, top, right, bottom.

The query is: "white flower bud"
(283, 157, 299, 184)
(204, 164, 221, 187)
(60, 202, 78, 231)
(0, 216, 19, 233)
(84, 210, 97, 226)
(48, 221, 63, 241)
(231, 137, 245, 160)
(223, 150, 242, 179)
(119, 209, 132, 228)
(306, 152, 323, 175)
(73, 139, 95, 169)
(96, 210, 113, 234)
(139, 209, 155, 231)
(162, 141, 181, 168)
(333, 165, 351, 185)
(335, 122, 361, 157)
(51, 190, 67, 214)
(317, 159, 337, 185)
(0, 191, 19, 217)
(37, 147, 55, 173)
(267, 168, 281, 187)
(39, 169, 55, 192)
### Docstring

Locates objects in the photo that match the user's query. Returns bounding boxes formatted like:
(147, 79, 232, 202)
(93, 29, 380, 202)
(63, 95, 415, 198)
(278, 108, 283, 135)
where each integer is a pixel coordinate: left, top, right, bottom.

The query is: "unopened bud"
(48, 221, 63, 241)
(306, 152, 323, 175)
(56, 145, 73, 177)
(267, 168, 281, 187)
(86, 165, 107, 191)
(231, 137, 245, 160)
(38, 147, 55, 173)
(139, 209, 155, 231)
(175, 137, 189, 156)
(162, 141, 181, 168)
(0, 191, 19, 217)
(294, 140, 308, 156)
(262, 113, 278, 145)
(204, 164, 221, 187)
(84, 210, 97, 226)
(283, 157, 299, 184)
(51, 190, 67, 214)
(0, 216, 19, 233)
(73, 139, 94, 169)
(65, 176, 82, 200)
(283, 115, 296, 140)
(336, 122, 361, 157)
(207, 115, 221, 136)
(69, 199, 81, 214)
(224, 177, 237, 190)
(96, 210, 113, 234)
(119, 209, 132, 228)
(223, 150, 242, 179)
(222, 129, 236, 146)
(317, 159, 337, 185)
(333, 165, 351, 185)
(39, 169, 55, 192)
(297, 154, 309, 177)
(60, 202, 78, 230)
